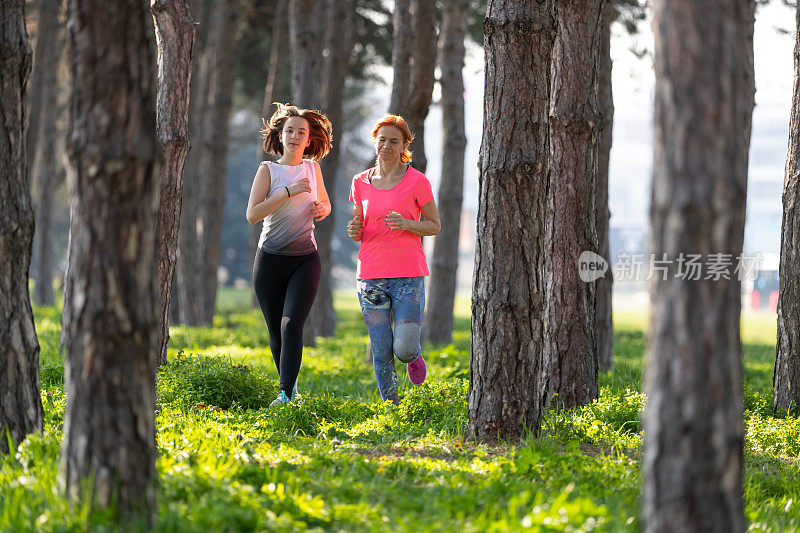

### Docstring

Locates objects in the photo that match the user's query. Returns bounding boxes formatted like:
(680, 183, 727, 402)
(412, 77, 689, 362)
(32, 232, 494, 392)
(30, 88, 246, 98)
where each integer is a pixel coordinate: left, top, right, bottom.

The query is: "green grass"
(1, 288, 798, 531)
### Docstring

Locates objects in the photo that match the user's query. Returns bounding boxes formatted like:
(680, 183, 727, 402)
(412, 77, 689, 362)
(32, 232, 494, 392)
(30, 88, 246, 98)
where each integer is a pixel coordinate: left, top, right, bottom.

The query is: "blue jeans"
(357, 277, 425, 402)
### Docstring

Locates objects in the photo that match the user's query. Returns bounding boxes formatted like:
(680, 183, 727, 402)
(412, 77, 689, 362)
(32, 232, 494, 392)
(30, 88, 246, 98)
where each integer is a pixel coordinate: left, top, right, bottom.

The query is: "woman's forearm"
(404, 218, 440, 237)
(247, 188, 290, 224)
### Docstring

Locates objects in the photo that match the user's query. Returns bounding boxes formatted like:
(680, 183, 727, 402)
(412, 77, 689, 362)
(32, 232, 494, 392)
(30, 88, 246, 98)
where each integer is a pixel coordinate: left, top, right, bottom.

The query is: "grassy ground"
(2, 288, 799, 531)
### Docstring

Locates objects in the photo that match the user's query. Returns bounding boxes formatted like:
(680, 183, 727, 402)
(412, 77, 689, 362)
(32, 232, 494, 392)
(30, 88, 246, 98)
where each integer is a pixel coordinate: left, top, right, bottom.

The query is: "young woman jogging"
(246, 103, 332, 406)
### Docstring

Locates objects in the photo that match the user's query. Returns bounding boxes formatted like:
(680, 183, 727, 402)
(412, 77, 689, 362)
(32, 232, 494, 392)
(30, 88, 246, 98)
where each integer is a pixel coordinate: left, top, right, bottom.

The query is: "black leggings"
(253, 248, 321, 395)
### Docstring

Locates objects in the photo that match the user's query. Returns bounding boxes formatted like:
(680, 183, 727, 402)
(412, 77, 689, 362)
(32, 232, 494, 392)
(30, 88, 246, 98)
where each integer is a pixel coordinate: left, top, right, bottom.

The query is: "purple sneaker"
(407, 355, 427, 385)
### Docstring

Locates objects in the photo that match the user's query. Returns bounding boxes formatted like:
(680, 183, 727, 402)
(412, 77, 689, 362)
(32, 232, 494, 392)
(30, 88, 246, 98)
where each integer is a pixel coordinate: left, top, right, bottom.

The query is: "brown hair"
(260, 103, 332, 160)
(371, 114, 414, 163)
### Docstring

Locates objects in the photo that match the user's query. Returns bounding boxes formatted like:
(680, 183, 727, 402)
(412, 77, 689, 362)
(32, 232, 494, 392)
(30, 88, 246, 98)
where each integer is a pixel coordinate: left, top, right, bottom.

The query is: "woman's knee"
(280, 316, 303, 339)
(393, 321, 421, 363)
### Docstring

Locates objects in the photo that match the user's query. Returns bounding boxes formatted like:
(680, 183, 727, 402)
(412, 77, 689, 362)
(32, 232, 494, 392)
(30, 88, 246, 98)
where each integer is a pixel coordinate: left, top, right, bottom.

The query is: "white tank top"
(257, 160, 318, 255)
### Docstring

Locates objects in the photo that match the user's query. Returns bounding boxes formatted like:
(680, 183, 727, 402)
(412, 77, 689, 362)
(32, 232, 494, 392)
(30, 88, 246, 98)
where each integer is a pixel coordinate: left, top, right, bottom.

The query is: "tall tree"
(30, 0, 64, 306)
(198, 0, 237, 324)
(424, 0, 468, 345)
(289, 0, 323, 109)
(388, 0, 412, 116)
(542, 0, 603, 409)
(468, 0, 554, 441)
(386, 0, 437, 173)
(303, 0, 358, 344)
(152, 0, 195, 365)
(175, 0, 210, 326)
(774, 2, 800, 416)
(596, 0, 614, 371)
(0, 0, 43, 455)
(642, 1, 754, 531)
(61, 0, 159, 518)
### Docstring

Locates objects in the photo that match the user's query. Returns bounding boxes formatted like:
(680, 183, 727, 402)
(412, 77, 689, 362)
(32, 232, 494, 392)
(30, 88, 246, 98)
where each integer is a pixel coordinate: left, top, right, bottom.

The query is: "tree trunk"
(642, 1, 754, 531)
(61, 0, 158, 519)
(152, 0, 194, 366)
(388, 0, 412, 116)
(289, 0, 323, 109)
(596, 0, 614, 371)
(29, 0, 62, 307)
(775, 1, 800, 416)
(303, 0, 357, 345)
(468, 0, 554, 442)
(404, 0, 437, 173)
(251, 0, 289, 309)
(0, 0, 43, 455)
(175, 0, 209, 326)
(199, 0, 237, 324)
(542, 0, 602, 409)
(24, 0, 46, 175)
(424, 0, 468, 346)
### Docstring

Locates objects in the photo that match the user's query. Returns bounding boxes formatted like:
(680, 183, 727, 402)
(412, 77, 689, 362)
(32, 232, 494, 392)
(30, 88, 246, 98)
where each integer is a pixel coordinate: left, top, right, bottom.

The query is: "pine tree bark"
(468, 0, 554, 441)
(424, 0, 468, 346)
(543, 0, 602, 409)
(152, 0, 194, 366)
(24, 0, 46, 175)
(775, 2, 800, 416)
(403, 0, 437, 174)
(388, 0, 412, 116)
(289, 0, 323, 109)
(61, 0, 159, 518)
(0, 0, 43, 455)
(596, 0, 614, 371)
(642, 1, 754, 530)
(303, 0, 357, 345)
(175, 0, 209, 326)
(199, 0, 237, 324)
(30, 0, 63, 306)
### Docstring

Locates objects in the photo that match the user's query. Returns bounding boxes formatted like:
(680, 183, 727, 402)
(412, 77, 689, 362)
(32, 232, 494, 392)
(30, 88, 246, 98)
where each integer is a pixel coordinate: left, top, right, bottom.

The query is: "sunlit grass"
(2, 288, 797, 531)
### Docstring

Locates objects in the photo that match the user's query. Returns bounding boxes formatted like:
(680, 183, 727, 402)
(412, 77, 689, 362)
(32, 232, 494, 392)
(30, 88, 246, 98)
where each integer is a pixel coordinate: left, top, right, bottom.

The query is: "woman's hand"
(384, 211, 409, 231)
(347, 211, 363, 241)
(312, 200, 328, 221)
(287, 177, 311, 197)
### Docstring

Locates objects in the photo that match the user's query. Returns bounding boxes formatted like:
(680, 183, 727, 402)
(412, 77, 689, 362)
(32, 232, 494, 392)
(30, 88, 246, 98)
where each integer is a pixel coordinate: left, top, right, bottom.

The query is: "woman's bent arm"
(246, 164, 289, 224)
(385, 200, 441, 236)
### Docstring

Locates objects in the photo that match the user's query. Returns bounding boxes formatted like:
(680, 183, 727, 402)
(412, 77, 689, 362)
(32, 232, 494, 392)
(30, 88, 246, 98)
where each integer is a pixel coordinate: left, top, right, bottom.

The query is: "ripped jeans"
(357, 277, 425, 402)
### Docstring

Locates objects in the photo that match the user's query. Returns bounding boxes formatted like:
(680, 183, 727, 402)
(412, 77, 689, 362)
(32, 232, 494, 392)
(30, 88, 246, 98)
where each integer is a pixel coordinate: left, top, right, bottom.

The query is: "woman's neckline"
(368, 164, 410, 191)
(273, 159, 306, 167)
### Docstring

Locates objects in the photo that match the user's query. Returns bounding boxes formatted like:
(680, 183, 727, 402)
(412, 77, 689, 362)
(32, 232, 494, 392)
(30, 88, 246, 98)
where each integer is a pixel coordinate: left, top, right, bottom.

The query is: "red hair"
(371, 114, 414, 163)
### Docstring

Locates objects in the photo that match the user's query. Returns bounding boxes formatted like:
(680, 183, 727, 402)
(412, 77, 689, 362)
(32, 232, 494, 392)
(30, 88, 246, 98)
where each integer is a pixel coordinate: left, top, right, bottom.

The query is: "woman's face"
(281, 116, 311, 155)
(374, 125, 406, 163)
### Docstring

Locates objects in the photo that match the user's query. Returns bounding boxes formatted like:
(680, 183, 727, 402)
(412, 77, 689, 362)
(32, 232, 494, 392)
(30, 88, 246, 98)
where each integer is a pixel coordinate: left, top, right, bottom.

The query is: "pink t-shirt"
(350, 166, 435, 279)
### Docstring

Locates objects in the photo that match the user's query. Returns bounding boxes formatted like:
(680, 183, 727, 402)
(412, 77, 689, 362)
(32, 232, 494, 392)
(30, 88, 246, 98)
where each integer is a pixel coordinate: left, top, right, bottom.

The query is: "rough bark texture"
(424, 0, 468, 346)
(0, 0, 43, 455)
(199, 0, 237, 324)
(152, 0, 194, 365)
(175, 0, 209, 326)
(24, 0, 45, 174)
(468, 0, 554, 441)
(388, 0, 412, 116)
(61, 0, 158, 518)
(404, 0, 437, 174)
(543, 0, 602, 409)
(29, 0, 62, 306)
(642, 1, 754, 531)
(289, 0, 323, 109)
(303, 0, 357, 345)
(774, 3, 800, 415)
(251, 0, 288, 310)
(595, 0, 614, 371)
